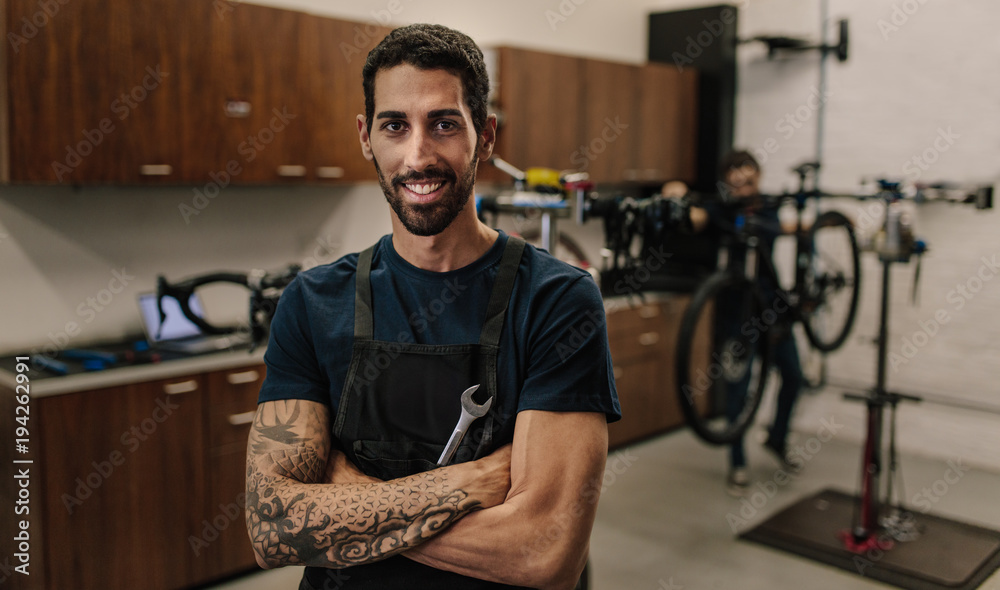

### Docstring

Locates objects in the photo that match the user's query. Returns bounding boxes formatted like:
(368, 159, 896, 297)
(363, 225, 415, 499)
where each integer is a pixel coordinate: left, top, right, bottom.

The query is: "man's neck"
(390, 207, 499, 273)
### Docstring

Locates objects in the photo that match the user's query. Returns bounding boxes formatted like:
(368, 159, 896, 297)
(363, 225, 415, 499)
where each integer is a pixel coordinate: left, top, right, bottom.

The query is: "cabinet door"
(580, 59, 638, 184)
(493, 47, 583, 173)
(633, 63, 699, 184)
(114, 0, 216, 183)
(198, 365, 267, 578)
(6, 0, 124, 182)
(306, 17, 390, 182)
(38, 376, 206, 590)
(211, 3, 312, 184)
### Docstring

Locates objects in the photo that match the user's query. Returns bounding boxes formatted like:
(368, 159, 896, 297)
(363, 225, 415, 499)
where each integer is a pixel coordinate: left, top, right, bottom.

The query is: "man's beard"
(374, 154, 479, 237)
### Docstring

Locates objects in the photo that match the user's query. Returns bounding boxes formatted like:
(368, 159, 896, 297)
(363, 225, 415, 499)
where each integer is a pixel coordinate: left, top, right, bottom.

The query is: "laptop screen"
(137, 292, 206, 342)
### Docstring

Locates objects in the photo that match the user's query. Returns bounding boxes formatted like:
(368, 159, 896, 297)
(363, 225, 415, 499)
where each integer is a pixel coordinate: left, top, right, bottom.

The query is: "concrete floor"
(207, 387, 1000, 590)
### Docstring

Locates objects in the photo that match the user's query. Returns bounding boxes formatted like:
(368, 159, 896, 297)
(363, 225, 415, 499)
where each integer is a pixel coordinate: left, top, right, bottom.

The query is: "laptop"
(137, 292, 251, 354)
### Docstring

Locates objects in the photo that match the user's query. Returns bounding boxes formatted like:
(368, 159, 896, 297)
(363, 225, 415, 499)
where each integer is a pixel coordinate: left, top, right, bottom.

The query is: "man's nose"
(403, 127, 437, 171)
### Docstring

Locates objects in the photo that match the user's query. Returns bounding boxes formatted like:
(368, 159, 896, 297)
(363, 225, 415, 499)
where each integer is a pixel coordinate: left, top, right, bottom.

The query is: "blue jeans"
(729, 328, 803, 469)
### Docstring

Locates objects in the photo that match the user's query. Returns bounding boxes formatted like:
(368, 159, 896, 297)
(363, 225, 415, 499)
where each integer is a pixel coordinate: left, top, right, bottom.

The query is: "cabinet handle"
(639, 332, 660, 346)
(226, 370, 260, 385)
(316, 166, 345, 179)
(613, 366, 623, 380)
(638, 305, 660, 318)
(140, 164, 173, 176)
(163, 380, 198, 395)
(277, 165, 307, 177)
(228, 410, 257, 426)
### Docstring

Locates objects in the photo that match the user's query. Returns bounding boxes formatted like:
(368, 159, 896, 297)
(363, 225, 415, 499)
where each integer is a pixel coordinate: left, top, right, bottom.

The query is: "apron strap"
(479, 236, 526, 347)
(354, 245, 376, 340)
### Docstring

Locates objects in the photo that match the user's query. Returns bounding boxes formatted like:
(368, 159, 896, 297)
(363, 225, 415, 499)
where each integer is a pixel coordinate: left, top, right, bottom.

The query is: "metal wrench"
(436, 384, 493, 466)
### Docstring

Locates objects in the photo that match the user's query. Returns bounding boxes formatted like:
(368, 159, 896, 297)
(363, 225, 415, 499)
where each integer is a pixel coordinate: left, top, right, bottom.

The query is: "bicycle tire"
(675, 271, 771, 445)
(800, 210, 861, 352)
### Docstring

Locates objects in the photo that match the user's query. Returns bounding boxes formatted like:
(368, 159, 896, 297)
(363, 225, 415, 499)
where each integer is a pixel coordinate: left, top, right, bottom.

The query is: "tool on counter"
(436, 384, 493, 467)
(34, 355, 69, 376)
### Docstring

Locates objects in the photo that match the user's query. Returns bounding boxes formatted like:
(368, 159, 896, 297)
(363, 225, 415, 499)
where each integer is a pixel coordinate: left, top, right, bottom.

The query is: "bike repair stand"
(840, 186, 925, 553)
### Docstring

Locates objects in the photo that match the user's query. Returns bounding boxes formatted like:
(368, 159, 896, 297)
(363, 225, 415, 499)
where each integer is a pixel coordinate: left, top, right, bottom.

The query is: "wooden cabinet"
(4, 363, 265, 589)
(36, 376, 207, 589)
(606, 297, 699, 448)
(2, 1, 385, 184)
(485, 47, 698, 187)
(306, 18, 390, 183)
(199, 366, 266, 579)
(490, 47, 584, 177)
(631, 63, 699, 184)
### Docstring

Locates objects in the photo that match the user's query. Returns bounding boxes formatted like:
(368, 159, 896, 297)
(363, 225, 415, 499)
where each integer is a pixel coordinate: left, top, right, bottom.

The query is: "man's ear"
(477, 114, 497, 162)
(358, 115, 374, 162)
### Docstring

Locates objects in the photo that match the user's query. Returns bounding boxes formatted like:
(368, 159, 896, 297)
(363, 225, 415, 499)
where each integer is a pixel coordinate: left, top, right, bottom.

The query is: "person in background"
(244, 23, 620, 590)
(671, 150, 805, 496)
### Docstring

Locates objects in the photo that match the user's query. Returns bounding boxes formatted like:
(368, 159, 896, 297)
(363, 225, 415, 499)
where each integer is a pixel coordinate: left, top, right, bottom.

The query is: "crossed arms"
(245, 399, 608, 589)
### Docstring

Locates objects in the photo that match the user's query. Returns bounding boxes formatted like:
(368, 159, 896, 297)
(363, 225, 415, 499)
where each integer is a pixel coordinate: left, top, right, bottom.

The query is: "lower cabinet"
(606, 297, 694, 448)
(14, 364, 264, 590)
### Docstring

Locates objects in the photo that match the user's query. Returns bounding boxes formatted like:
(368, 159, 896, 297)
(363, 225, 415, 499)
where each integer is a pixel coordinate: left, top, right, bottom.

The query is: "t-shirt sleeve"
(257, 278, 329, 406)
(518, 275, 622, 422)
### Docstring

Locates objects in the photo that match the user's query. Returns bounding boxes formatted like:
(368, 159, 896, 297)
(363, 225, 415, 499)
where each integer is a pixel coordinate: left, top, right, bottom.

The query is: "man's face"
(358, 64, 494, 237)
(724, 165, 760, 200)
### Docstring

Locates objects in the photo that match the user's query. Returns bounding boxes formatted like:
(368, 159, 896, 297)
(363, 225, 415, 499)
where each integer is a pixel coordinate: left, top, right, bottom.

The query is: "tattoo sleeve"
(245, 399, 481, 568)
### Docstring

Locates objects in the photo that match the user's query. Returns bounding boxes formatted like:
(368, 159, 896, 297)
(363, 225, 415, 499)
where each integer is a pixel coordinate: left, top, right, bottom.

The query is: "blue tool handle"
(34, 356, 69, 376)
(62, 349, 118, 364)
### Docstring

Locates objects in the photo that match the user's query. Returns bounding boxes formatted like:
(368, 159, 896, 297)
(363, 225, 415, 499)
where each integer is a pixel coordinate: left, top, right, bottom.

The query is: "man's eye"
(436, 120, 457, 131)
(383, 121, 405, 132)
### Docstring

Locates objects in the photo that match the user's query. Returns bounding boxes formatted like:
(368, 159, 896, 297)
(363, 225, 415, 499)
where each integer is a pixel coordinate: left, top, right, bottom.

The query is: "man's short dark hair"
(719, 150, 760, 179)
(363, 24, 489, 136)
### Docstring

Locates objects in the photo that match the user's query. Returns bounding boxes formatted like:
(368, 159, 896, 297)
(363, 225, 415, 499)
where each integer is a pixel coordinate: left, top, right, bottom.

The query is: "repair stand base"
(740, 488, 1000, 590)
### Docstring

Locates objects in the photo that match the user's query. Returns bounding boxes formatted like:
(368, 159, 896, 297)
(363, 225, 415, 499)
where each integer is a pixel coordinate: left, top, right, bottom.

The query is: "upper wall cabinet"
(485, 47, 698, 186)
(2, 0, 384, 185)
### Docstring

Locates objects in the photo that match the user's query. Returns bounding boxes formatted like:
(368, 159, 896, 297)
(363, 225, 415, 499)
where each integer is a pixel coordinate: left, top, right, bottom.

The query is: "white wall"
(2, 0, 998, 468)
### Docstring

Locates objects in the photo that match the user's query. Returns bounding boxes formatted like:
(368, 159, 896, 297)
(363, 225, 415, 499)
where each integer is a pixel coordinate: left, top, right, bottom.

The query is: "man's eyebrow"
(428, 108, 463, 118)
(376, 110, 407, 120)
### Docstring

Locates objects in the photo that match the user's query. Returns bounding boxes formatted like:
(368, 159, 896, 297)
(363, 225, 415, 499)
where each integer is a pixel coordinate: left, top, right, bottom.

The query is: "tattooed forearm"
(245, 400, 482, 569)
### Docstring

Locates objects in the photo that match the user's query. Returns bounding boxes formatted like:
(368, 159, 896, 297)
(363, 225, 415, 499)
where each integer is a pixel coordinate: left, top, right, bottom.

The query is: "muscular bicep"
(508, 410, 608, 511)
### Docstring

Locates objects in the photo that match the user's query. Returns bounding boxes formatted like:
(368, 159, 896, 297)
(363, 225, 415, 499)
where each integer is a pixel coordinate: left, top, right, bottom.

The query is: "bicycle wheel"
(800, 210, 861, 352)
(675, 271, 771, 445)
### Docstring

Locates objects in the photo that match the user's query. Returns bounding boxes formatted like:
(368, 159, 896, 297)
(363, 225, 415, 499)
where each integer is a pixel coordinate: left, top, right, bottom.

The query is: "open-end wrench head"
(460, 384, 492, 417)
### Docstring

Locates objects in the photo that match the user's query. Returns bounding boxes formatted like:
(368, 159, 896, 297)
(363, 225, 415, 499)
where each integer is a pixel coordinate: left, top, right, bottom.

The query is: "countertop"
(0, 347, 266, 398)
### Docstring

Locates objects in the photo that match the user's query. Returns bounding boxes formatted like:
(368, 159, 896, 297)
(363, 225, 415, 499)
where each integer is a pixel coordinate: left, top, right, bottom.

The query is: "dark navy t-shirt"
(258, 230, 621, 435)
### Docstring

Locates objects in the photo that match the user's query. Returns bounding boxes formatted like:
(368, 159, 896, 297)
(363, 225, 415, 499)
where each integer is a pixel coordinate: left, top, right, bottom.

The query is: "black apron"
(303, 235, 532, 590)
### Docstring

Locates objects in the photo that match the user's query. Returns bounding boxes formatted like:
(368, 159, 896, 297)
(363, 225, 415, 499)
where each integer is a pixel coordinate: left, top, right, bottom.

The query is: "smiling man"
(245, 24, 620, 590)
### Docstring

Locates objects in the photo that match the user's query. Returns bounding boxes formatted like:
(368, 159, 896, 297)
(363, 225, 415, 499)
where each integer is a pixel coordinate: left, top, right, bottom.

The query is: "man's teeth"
(405, 182, 443, 195)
